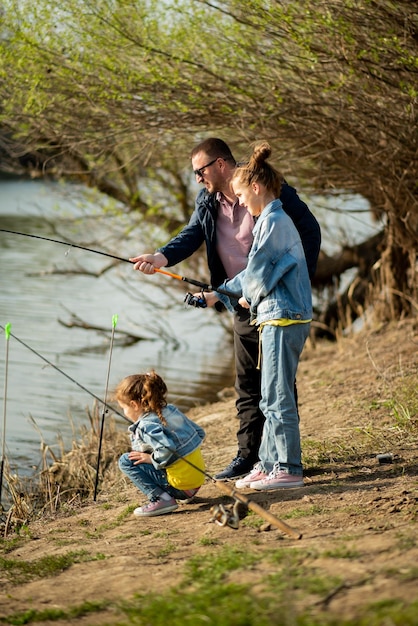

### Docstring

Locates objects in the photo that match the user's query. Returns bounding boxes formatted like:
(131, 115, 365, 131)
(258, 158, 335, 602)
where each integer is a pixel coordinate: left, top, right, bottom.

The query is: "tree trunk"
(377, 214, 415, 321)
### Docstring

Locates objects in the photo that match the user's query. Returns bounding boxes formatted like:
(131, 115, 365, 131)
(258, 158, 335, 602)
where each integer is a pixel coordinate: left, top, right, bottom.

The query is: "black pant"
(233, 306, 264, 463)
(232, 306, 299, 462)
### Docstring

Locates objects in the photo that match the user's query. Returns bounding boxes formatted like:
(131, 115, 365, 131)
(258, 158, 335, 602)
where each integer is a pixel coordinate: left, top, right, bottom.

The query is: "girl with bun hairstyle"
(216, 141, 312, 491)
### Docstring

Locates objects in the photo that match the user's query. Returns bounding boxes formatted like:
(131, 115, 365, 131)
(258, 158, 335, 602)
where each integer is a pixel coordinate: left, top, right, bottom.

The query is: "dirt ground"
(1, 318, 417, 624)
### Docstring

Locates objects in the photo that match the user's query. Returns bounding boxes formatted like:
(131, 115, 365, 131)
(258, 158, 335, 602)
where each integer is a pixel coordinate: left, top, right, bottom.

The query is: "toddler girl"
(115, 371, 206, 517)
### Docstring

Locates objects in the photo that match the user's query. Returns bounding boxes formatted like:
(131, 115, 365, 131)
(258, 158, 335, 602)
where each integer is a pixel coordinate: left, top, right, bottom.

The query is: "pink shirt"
(216, 192, 254, 279)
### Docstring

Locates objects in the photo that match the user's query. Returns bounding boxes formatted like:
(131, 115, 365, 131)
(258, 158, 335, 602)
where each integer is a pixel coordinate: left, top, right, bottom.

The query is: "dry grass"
(1, 405, 129, 536)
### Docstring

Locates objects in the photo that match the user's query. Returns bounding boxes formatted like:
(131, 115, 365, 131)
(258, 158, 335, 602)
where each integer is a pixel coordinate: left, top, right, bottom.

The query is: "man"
(130, 138, 321, 480)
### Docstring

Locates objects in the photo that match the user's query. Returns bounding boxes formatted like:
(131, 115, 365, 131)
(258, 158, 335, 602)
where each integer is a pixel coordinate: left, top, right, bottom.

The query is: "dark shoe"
(214, 456, 256, 481)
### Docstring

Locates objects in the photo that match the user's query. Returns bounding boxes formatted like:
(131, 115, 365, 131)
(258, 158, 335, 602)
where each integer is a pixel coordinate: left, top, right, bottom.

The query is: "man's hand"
(238, 296, 250, 309)
(129, 252, 168, 274)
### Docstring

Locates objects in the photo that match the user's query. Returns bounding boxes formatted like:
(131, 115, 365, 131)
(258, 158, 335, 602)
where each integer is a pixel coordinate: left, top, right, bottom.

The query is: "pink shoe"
(235, 466, 268, 489)
(134, 497, 178, 517)
(251, 471, 304, 490)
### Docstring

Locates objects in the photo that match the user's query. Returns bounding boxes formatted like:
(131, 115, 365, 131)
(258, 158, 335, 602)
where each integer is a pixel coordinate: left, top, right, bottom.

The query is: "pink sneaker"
(235, 466, 268, 489)
(134, 497, 178, 517)
(251, 471, 304, 490)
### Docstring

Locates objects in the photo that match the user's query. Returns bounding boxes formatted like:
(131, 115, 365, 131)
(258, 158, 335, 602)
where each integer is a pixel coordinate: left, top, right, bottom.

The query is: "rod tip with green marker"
(112, 314, 118, 328)
(5, 323, 11, 339)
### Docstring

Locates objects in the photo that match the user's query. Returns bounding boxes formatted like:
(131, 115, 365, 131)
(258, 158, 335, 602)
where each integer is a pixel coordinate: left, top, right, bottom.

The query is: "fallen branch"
(58, 313, 153, 344)
(27, 261, 118, 277)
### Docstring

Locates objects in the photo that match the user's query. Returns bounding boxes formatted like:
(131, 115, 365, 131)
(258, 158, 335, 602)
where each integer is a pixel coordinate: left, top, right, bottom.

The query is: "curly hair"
(112, 370, 168, 425)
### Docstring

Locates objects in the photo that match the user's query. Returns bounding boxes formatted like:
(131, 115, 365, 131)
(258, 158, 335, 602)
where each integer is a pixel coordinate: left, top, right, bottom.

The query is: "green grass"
(184, 546, 260, 585)
(3, 593, 418, 626)
(82, 505, 136, 538)
(199, 536, 220, 546)
(115, 543, 418, 626)
(241, 510, 265, 529)
(384, 566, 418, 582)
(0, 535, 28, 555)
(0, 601, 110, 625)
(154, 541, 177, 558)
(2, 353, 417, 625)
(302, 373, 418, 470)
(283, 505, 327, 519)
(2, 545, 418, 625)
(0, 550, 106, 584)
(395, 531, 417, 551)
(322, 546, 361, 559)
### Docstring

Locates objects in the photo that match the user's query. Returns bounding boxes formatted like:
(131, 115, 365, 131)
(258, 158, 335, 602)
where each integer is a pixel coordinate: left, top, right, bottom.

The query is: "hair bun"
(252, 141, 271, 165)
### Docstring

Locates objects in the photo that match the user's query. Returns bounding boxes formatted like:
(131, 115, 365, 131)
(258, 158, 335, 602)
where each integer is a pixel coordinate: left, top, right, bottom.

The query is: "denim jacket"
(216, 200, 312, 324)
(128, 404, 206, 470)
(158, 183, 321, 287)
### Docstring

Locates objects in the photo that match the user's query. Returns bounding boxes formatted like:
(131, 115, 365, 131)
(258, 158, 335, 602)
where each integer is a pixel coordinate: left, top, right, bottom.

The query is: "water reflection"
(0, 176, 384, 472)
(0, 178, 235, 470)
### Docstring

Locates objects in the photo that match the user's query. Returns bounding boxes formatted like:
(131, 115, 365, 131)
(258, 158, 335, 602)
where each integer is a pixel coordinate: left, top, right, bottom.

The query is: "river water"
(0, 176, 382, 474)
(0, 176, 235, 472)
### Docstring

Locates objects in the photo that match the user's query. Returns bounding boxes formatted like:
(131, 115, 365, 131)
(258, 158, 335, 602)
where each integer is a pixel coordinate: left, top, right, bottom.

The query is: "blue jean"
(118, 454, 193, 501)
(258, 323, 310, 476)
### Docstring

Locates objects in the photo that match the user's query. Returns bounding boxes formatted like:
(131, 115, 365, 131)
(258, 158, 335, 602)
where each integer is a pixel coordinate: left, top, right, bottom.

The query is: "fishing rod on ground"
(0, 229, 240, 300)
(0, 324, 301, 538)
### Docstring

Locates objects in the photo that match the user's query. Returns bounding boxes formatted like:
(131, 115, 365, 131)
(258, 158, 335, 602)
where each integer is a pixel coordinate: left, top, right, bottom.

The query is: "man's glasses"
(193, 157, 219, 179)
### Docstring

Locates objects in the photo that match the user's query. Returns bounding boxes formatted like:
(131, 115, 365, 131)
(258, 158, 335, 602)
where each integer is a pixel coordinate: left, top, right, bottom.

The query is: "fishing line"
(0, 229, 239, 298)
(0, 325, 302, 536)
(0, 323, 129, 421)
(0, 230, 235, 485)
(0, 228, 129, 263)
(0, 324, 217, 485)
(0, 238, 302, 533)
(0, 323, 11, 508)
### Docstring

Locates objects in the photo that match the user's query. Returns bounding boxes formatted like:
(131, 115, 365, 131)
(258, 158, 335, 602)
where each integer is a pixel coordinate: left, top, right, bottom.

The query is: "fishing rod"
(0, 323, 11, 508)
(0, 323, 227, 487)
(0, 324, 301, 537)
(94, 314, 118, 502)
(0, 323, 130, 424)
(0, 323, 205, 467)
(0, 229, 240, 299)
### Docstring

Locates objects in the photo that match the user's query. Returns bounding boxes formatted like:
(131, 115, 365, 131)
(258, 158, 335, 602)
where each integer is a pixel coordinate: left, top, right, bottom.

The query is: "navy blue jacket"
(158, 182, 321, 288)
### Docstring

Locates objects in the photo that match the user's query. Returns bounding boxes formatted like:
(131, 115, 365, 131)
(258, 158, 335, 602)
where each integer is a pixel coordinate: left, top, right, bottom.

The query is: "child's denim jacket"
(216, 199, 312, 324)
(128, 404, 205, 470)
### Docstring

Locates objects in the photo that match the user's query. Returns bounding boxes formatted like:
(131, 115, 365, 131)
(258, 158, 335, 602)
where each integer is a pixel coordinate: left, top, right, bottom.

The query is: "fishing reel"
(209, 502, 240, 530)
(184, 291, 207, 308)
